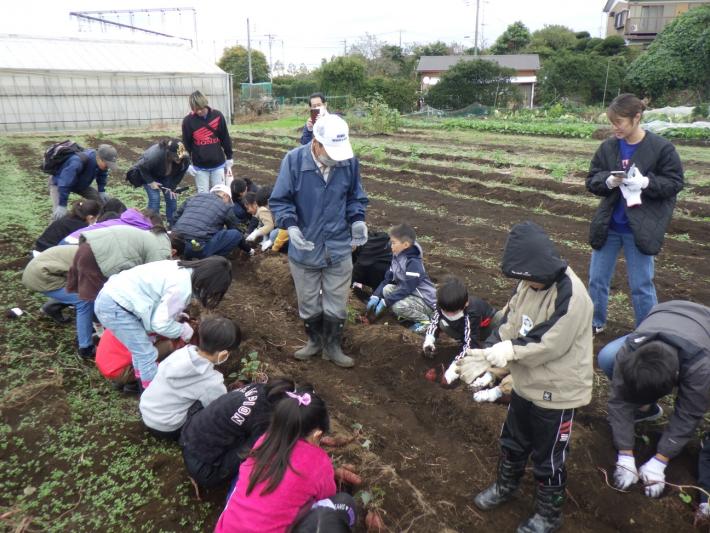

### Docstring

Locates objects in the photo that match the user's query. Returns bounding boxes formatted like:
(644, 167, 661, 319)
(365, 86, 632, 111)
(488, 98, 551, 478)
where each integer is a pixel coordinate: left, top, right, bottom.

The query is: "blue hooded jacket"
(374, 242, 437, 308)
(269, 143, 368, 268)
(52, 149, 108, 207)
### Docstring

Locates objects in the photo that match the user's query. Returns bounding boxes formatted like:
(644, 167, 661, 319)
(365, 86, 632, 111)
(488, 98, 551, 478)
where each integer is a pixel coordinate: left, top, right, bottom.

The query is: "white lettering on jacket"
(230, 387, 259, 426)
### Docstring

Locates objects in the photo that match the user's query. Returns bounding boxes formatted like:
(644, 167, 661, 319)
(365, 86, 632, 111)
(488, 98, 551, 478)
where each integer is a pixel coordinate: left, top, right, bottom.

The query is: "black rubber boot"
(41, 301, 71, 324)
(294, 314, 323, 360)
(321, 315, 354, 368)
(516, 484, 565, 533)
(474, 457, 527, 510)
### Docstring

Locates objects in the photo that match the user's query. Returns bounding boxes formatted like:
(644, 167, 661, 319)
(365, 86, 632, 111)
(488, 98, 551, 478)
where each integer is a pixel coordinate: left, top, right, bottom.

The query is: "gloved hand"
(456, 349, 489, 384)
(366, 295, 380, 314)
(178, 312, 191, 322)
(443, 360, 459, 384)
(606, 173, 625, 189)
(639, 457, 667, 498)
(422, 334, 436, 357)
(248, 248, 255, 257)
(374, 299, 387, 318)
(180, 321, 194, 343)
(52, 205, 67, 221)
(99, 191, 109, 203)
(474, 386, 503, 403)
(187, 164, 197, 177)
(625, 164, 649, 190)
(260, 239, 273, 252)
(148, 181, 161, 190)
(696, 502, 710, 524)
(287, 226, 315, 251)
(613, 453, 639, 490)
(246, 229, 260, 242)
(351, 221, 368, 247)
(484, 340, 514, 368)
(225, 160, 234, 179)
(471, 371, 495, 390)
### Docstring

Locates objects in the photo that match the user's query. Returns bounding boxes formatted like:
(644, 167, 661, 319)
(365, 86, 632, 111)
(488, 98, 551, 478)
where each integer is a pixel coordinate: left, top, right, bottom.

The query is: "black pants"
(500, 390, 575, 486)
(182, 446, 245, 488)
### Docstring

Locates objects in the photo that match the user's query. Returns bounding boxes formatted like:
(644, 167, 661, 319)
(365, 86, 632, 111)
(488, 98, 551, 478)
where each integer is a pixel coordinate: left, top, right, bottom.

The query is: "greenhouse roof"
(0, 34, 226, 75)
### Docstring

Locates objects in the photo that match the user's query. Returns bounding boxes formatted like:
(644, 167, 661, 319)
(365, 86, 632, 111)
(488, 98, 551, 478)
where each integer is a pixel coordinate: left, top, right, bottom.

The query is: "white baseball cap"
(210, 184, 231, 196)
(313, 114, 354, 162)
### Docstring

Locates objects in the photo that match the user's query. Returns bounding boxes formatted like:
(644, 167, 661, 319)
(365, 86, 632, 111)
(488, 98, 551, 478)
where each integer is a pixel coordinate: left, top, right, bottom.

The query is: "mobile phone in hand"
(310, 107, 320, 123)
(610, 171, 626, 177)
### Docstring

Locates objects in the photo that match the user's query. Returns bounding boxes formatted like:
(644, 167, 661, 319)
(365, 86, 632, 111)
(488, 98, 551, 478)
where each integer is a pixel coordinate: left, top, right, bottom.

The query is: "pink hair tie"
(286, 391, 311, 406)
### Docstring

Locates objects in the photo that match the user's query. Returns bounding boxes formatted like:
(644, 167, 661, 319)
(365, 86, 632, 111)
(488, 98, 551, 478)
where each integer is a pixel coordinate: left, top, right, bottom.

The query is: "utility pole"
(246, 18, 253, 84)
(602, 57, 612, 108)
(399, 29, 402, 48)
(265, 33, 277, 82)
(474, 0, 481, 55)
(342, 39, 347, 55)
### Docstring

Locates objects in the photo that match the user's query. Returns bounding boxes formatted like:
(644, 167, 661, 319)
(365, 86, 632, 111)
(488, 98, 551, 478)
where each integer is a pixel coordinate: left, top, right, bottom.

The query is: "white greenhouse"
(0, 35, 232, 132)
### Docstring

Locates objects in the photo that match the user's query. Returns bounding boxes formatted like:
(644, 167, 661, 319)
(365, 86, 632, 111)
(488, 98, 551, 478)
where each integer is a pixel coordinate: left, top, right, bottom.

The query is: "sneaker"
(409, 322, 429, 335)
(77, 345, 96, 360)
(634, 403, 663, 423)
(593, 326, 605, 336)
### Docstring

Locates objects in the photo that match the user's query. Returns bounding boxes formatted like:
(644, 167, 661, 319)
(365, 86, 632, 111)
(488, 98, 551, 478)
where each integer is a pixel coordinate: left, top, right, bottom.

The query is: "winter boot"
(40, 301, 71, 324)
(321, 315, 354, 368)
(516, 483, 565, 533)
(294, 314, 324, 360)
(474, 457, 527, 510)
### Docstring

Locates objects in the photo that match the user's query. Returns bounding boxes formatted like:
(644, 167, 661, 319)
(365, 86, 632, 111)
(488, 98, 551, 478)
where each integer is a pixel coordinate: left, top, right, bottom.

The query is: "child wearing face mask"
(139, 316, 241, 441)
(422, 276, 498, 361)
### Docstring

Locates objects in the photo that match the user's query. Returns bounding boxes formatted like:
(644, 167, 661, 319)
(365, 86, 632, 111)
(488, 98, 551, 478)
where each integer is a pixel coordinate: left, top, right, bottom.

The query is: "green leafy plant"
(238, 351, 263, 382)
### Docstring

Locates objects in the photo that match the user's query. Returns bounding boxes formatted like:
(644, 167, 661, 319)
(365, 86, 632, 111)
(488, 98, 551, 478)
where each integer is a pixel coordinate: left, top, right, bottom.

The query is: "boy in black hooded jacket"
(454, 221, 593, 533)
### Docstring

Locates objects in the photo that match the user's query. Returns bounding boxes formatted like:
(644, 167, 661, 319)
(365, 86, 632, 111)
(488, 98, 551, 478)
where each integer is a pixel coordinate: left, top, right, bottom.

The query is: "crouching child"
(454, 221, 593, 533)
(139, 316, 241, 440)
(367, 223, 436, 333)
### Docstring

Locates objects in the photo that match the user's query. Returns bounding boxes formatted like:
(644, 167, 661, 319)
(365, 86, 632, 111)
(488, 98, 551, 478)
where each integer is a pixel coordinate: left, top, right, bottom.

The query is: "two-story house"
(416, 54, 540, 109)
(604, 0, 710, 46)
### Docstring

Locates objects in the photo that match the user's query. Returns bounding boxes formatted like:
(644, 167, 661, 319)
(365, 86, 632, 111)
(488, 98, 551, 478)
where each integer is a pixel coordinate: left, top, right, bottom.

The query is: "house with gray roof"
(416, 54, 540, 108)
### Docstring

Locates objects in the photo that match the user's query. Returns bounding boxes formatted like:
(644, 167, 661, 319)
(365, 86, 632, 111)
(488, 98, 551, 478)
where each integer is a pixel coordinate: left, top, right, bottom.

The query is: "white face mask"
(442, 310, 464, 321)
(318, 152, 338, 167)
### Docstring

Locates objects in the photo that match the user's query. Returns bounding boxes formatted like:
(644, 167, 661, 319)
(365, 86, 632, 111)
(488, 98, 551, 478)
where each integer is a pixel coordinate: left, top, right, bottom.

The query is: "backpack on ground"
(41, 140, 87, 175)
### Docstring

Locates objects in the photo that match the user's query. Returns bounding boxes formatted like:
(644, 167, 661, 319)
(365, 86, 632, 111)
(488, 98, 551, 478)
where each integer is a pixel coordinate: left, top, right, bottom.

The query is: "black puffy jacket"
(130, 142, 190, 190)
(586, 131, 683, 255)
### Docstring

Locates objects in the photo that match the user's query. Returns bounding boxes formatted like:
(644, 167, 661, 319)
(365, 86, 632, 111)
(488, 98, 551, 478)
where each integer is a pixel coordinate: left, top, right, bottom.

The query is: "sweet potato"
(424, 367, 438, 382)
(334, 467, 362, 486)
(365, 509, 385, 532)
(320, 434, 355, 448)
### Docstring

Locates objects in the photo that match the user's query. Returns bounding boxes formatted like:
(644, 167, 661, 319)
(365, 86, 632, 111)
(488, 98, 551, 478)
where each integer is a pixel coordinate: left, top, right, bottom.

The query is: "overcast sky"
(2, 1, 607, 68)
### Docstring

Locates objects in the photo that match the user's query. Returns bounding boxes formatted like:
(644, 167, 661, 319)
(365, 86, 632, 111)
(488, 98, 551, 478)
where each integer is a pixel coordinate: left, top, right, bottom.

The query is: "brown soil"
(3, 130, 707, 532)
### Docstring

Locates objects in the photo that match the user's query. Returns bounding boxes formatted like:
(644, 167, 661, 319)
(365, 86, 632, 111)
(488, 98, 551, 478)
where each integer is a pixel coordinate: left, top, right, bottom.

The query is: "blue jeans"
(44, 288, 94, 349)
(194, 167, 225, 194)
(268, 229, 279, 241)
(184, 229, 242, 259)
(597, 334, 629, 379)
(94, 291, 159, 383)
(144, 184, 177, 225)
(588, 230, 657, 329)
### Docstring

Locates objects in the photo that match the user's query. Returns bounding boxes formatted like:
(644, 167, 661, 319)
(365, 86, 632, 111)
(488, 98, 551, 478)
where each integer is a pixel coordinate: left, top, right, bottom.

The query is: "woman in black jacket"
(586, 94, 684, 334)
(127, 139, 190, 225)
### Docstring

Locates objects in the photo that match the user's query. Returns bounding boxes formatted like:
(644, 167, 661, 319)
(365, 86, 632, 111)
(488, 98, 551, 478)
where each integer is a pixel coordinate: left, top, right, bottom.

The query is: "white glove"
(639, 457, 667, 498)
(613, 454, 639, 490)
(246, 229, 260, 242)
(443, 360, 459, 385)
(248, 248, 255, 257)
(351, 221, 368, 247)
(287, 226, 315, 251)
(260, 239, 273, 251)
(606, 173, 624, 189)
(422, 334, 436, 356)
(456, 349, 489, 384)
(471, 371, 495, 390)
(626, 165, 649, 189)
(187, 164, 197, 177)
(179, 312, 190, 321)
(484, 340, 514, 368)
(696, 502, 710, 522)
(473, 386, 503, 403)
(52, 205, 67, 221)
(224, 159, 233, 171)
(180, 321, 194, 343)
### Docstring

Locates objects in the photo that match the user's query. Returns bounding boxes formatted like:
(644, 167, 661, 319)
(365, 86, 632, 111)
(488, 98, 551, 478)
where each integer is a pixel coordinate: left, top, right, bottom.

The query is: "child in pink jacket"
(215, 386, 337, 533)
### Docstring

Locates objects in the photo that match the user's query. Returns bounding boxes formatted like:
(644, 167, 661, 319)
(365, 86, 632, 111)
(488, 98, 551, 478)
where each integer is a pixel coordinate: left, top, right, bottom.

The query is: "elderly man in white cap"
(270, 113, 369, 368)
(172, 184, 253, 259)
